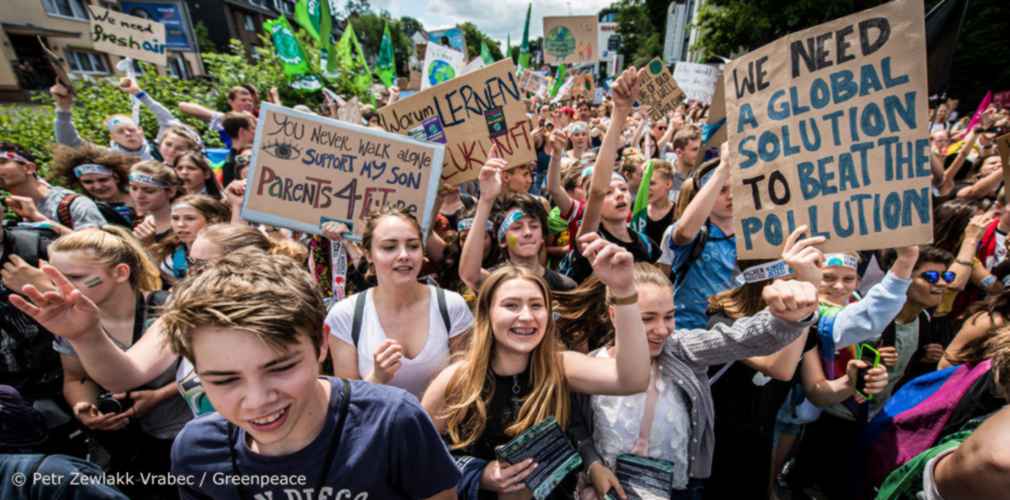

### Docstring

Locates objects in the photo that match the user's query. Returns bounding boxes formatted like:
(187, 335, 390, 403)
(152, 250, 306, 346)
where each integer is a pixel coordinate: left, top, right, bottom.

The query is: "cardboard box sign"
(241, 103, 445, 240)
(376, 59, 535, 186)
(542, 16, 599, 66)
(724, 0, 932, 259)
(87, 5, 167, 66)
(639, 58, 685, 122)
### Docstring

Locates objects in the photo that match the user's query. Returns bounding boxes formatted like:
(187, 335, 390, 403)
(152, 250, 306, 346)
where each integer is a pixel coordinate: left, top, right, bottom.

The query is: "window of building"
(167, 54, 191, 79)
(66, 50, 109, 75)
(243, 14, 256, 32)
(41, 0, 90, 20)
(273, 0, 294, 16)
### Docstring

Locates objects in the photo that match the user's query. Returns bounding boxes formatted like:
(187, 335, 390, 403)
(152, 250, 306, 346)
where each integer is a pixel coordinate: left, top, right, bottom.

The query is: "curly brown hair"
(49, 143, 134, 193)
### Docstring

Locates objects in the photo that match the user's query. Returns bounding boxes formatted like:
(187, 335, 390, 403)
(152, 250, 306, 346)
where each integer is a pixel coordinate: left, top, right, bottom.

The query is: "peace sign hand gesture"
(478, 144, 507, 201)
(8, 262, 102, 343)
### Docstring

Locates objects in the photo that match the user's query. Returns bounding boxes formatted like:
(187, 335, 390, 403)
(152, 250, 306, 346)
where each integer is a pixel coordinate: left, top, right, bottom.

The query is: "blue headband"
(73, 163, 115, 179)
(457, 217, 494, 233)
(497, 208, 526, 244)
(129, 173, 170, 188)
(734, 259, 795, 285)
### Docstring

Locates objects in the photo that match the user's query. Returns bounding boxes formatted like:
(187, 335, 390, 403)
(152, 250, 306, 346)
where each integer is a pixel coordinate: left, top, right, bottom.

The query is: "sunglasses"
(919, 271, 955, 284)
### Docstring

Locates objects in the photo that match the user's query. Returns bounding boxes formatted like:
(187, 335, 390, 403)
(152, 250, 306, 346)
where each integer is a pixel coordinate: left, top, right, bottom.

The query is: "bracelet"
(955, 259, 973, 266)
(607, 292, 638, 306)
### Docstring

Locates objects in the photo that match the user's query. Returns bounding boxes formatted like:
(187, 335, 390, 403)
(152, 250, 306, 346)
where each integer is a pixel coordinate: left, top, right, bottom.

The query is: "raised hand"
(780, 225, 825, 285)
(8, 262, 102, 342)
(133, 215, 158, 243)
(611, 66, 642, 115)
(1, 255, 55, 294)
(5, 196, 45, 223)
(321, 221, 351, 242)
(846, 359, 889, 398)
(478, 144, 506, 201)
(579, 232, 635, 296)
(50, 84, 73, 111)
(762, 279, 818, 323)
(119, 77, 141, 96)
(547, 129, 568, 157)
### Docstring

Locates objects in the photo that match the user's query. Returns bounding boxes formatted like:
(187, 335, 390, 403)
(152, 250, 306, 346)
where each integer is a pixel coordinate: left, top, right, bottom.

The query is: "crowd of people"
(0, 59, 1009, 500)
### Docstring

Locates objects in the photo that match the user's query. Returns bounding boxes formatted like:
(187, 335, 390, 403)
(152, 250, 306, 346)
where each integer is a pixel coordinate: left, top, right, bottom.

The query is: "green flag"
(294, 0, 321, 42)
(264, 17, 320, 91)
(631, 160, 655, 235)
(548, 64, 567, 97)
(376, 23, 396, 88)
(337, 22, 374, 97)
(480, 40, 494, 64)
(518, 3, 531, 70)
(319, 0, 335, 77)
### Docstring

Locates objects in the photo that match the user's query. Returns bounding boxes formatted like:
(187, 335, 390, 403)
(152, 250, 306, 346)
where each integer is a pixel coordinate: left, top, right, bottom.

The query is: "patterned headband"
(497, 208, 526, 244)
(824, 253, 859, 270)
(734, 259, 795, 286)
(129, 173, 170, 189)
(73, 163, 115, 179)
(106, 116, 136, 132)
(457, 217, 494, 233)
(0, 150, 31, 164)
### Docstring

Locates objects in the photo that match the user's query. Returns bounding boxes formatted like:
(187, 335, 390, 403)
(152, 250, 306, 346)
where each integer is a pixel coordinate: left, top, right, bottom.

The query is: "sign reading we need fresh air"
(88, 6, 167, 66)
(725, 0, 932, 259)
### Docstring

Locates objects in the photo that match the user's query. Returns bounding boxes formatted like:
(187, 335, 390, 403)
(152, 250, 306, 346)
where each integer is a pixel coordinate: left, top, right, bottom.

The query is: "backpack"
(670, 223, 710, 288)
(349, 286, 452, 347)
(57, 194, 131, 229)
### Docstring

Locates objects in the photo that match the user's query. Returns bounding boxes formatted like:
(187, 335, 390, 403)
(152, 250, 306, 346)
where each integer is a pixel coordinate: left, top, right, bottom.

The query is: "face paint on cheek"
(507, 234, 519, 249)
(83, 276, 103, 288)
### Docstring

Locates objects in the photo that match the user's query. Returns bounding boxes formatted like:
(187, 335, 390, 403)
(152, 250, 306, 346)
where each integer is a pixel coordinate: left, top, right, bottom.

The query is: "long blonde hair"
(49, 225, 162, 292)
(441, 265, 569, 450)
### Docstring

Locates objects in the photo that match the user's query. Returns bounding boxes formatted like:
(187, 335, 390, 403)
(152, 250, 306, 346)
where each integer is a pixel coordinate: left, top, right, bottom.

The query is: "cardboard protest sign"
(543, 16, 598, 66)
(241, 103, 445, 240)
(639, 58, 685, 122)
(725, 0, 931, 259)
(376, 60, 535, 185)
(519, 70, 548, 96)
(422, 43, 465, 90)
(704, 77, 727, 146)
(87, 5, 166, 66)
(673, 62, 721, 104)
(997, 133, 1010, 206)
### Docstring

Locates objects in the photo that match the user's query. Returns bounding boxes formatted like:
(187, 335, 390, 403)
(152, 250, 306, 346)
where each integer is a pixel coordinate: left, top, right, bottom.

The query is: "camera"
(95, 393, 134, 415)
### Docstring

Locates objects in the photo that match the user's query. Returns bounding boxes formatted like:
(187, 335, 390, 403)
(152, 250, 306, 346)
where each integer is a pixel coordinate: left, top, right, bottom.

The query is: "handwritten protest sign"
(87, 5, 166, 66)
(519, 70, 548, 96)
(422, 43, 465, 90)
(639, 58, 685, 122)
(673, 62, 721, 104)
(543, 16, 598, 66)
(704, 77, 727, 146)
(725, 0, 931, 259)
(241, 103, 445, 240)
(376, 60, 535, 185)
(997, 133, 1010, 206)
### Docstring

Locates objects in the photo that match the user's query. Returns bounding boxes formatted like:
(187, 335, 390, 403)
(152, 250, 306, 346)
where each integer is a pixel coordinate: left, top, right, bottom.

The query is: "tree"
(459, 22, 504, 62)
(613, 0, 664, 67)
(399, 16, 424, 37)
(342, 0, 371, 17)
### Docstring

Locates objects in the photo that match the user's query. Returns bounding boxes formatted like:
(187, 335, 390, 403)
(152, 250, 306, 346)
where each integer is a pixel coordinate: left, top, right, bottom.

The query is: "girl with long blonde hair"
(422, 232, 651, 499)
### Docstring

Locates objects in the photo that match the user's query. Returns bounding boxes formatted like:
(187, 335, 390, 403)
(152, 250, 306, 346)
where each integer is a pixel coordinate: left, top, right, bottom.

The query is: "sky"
(369, 0, 615, 50)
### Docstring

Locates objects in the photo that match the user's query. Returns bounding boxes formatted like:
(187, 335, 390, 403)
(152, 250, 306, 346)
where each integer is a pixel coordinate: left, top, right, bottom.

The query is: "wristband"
(607, 292, 638, 306)
(134, 90, 147, 100)
(955, 259, 973, 266)
(980, 274, 997, 289)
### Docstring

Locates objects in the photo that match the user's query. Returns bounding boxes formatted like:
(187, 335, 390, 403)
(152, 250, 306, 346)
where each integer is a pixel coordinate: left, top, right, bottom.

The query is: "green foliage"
(194, 22, 216, 54)
(614, 0, 664, 67)
(459, 22, 504, 62)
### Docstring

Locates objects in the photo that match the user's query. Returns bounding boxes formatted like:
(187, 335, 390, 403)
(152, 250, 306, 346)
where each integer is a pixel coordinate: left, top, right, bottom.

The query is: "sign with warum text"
(242, 103, 445, 240)
(376, 60, 534, 185)
(726, 0, 932, 259)
(88, 6, 167, 66)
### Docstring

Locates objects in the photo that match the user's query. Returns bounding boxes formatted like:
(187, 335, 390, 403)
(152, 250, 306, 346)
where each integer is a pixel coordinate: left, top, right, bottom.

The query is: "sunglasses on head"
(919, 271, 955, 284)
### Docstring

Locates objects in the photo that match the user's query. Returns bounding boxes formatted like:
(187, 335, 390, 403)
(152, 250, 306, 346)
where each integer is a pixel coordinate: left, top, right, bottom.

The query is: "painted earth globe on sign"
(545, 26, 576, 60)
(428, 59, 457, 86)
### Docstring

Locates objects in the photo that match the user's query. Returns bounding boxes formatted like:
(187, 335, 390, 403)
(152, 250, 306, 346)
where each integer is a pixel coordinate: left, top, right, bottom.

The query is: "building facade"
(0, 0, 205, 101)
(185, 0, 295, 56)
(663, 0, 704, 63)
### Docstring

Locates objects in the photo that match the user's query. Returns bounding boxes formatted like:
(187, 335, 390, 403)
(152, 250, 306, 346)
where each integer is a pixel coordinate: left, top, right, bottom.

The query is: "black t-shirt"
(644, 206, 674, 249)
(569, 224, 661, 283)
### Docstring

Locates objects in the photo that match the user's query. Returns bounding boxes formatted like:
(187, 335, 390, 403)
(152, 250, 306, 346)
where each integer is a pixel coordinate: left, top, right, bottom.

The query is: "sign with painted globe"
(421, 43, 465, 90)
(542, 16, 598, 65)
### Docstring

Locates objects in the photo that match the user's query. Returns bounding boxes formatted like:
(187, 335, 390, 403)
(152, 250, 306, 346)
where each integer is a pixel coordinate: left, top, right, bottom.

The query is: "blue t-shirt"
(171, 377, 459, 499)
(659, 222, 737, 330)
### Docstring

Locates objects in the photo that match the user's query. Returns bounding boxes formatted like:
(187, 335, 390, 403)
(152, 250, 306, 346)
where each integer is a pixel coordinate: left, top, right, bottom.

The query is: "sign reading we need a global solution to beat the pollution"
(725, 0, 932, 259)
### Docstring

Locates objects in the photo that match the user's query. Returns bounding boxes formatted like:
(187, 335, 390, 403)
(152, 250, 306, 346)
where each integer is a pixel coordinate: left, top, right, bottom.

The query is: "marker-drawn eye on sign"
(262, 139, 302, 160)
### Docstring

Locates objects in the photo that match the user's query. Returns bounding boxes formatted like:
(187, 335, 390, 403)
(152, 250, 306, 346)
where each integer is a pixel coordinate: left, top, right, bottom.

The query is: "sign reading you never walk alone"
(88, 5, 167, 66)
(725, 0, 932, 259)
(241, 103, 445, 240)
(376, 59, 535, 186)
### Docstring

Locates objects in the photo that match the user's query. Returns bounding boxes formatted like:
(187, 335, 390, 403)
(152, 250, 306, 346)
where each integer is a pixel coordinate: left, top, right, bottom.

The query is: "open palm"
(9, 263, 102, 341)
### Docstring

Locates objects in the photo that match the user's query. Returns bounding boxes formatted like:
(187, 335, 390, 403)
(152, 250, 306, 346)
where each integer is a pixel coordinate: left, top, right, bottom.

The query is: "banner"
(639, 58, 685, 122)
(725, 0, 931, 259)
(87, 6, 167, 66)
(421, 43, 465, 90)
(428, 26, 467, 54)
(242, 103, 445, 240)
(120, 2, 192, 50)
(673, 62, 721, 104)
(376, 23, 396, 88)
(518, 70, 548, 96)
(294, 0, 321, 41)
(542, 16, 598, 66)
(377, 60, 535, 185)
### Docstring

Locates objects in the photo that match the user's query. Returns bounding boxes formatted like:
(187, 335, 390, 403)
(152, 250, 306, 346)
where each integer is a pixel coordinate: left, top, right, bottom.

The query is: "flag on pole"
(337, 22, 374, 97)
(319, 0, 334, 77)
(518, 2, 531, 70)
(631, 160, 655, 235)
(480, 40, 494, 64)
(264, 16, 320, 91)
(506, 32, 511, 62)
(376, 23, 396, 88)
(548, 63, 567, 97)
(294, 0, 321, 42)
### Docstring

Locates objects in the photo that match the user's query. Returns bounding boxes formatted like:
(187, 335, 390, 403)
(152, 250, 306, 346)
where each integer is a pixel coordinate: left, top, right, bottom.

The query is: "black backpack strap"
(351, 291, 368, 347)
(435, 286, 451, 334)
